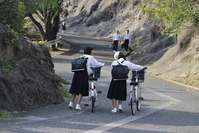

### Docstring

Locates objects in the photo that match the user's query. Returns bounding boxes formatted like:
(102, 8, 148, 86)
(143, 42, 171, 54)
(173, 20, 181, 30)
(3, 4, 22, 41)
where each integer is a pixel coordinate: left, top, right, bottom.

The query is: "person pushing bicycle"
(107, 51, 146, 113)
(69, 47, 105, 110)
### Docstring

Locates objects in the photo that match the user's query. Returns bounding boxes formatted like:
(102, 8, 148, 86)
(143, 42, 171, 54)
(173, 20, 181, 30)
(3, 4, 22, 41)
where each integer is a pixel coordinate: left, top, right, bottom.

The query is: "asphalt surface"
(0, 40, 95, 126)
(1, 34, 199, 133)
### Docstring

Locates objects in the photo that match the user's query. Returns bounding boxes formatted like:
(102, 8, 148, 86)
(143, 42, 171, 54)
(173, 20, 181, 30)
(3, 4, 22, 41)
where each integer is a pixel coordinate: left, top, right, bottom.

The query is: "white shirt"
(113, 34, 121, 41)
(62, 21, 66, 26)
(83, 55, 104, 67)
(123, 33, 132, 41)
(111, 58, 143, 71)
(83, 54, 104, 74)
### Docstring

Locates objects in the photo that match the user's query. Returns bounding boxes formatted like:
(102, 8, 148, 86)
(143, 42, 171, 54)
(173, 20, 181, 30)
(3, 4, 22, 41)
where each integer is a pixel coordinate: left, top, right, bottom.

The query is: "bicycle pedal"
(84, 104, 89, 106)
(139, 97, 144, 100)
(97, 91, 102, 93)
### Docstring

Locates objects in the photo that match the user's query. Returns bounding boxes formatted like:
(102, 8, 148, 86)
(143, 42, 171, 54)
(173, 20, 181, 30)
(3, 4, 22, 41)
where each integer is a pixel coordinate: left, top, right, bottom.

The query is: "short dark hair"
(118, 52, 126, 60)
(84, 47, 93, 55)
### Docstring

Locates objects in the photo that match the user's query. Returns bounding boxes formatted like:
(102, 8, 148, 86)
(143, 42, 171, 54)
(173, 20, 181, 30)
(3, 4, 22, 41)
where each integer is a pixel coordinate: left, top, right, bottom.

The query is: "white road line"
(85, 88, 181, 133)
(21, 116, 48, 121)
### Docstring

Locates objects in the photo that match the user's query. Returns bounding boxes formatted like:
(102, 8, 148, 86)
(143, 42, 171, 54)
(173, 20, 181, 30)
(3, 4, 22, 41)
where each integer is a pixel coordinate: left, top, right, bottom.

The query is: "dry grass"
(172, 75, 199, 88)
(26, 33, 42, 41)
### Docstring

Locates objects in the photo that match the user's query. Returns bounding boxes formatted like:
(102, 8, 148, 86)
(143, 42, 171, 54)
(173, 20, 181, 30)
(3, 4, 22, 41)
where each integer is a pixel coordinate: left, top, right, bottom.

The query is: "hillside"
(63, 0, 199, 88)
(0, 23, 65, 111)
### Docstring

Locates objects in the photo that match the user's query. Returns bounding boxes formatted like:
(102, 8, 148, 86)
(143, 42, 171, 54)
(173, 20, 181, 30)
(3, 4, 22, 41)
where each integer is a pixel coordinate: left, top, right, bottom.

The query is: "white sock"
(119, 105, 122, 108)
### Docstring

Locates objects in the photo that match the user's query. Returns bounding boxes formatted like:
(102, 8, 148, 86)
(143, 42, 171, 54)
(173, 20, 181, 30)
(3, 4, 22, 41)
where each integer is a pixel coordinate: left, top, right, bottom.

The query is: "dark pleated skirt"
(107, 79, 127, 101)
(69, 70, 89, 96)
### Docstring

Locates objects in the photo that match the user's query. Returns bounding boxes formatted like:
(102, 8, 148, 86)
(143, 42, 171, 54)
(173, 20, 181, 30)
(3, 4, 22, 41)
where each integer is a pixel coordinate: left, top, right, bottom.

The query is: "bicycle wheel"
(91, 96, 95, 112)
(136, 100, 141, 111)
(130, 98, 136, 115)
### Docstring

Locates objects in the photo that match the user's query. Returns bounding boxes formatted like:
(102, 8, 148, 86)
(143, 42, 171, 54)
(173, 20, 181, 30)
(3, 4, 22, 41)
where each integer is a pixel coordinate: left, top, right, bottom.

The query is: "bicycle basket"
(131, 70, 145, 83)
(91, 67, 101, 78)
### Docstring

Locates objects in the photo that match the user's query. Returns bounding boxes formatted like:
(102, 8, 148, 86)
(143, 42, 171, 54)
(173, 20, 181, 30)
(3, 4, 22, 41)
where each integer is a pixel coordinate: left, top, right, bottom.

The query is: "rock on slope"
(64, 0, 199, 87)
(64, 0, 177, 65)
(64, 0, 148, 37)
(0, 23, 64, 111)
(149, 27, 199, 85)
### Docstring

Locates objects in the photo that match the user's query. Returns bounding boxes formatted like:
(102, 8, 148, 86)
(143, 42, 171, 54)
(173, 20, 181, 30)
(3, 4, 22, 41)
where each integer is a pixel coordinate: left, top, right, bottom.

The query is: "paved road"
(0, 34, 199, 133)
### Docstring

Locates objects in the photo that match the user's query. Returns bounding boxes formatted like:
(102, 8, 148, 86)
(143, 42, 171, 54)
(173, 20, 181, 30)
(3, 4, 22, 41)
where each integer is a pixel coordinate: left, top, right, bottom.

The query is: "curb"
(148, 74, 199, 91)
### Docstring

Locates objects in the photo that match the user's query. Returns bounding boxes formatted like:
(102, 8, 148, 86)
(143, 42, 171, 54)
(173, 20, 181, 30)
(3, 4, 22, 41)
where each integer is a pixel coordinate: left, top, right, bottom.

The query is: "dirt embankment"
(148, 27, 199, 89)
(63, 0, 199, 89)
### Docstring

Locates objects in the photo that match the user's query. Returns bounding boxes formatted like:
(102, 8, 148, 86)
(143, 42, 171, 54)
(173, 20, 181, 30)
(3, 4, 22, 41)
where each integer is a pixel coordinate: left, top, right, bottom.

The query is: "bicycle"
(85, 67, 102, 112)
(128, 69, 146, 115)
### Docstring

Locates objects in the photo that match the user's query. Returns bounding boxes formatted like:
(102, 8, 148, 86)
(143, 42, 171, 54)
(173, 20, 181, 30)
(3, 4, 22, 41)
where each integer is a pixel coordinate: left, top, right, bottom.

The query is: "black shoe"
(139, 97, 144, 100)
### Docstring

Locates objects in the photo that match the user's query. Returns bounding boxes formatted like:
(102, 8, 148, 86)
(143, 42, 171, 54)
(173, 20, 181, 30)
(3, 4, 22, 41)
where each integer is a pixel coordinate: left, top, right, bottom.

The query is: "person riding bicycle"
(107, 51, 146, 113)
(69, 47, 105, 110)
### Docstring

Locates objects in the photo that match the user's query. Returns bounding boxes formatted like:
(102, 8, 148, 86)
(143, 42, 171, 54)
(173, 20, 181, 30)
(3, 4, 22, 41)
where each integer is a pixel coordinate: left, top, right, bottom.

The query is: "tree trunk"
(28, 14, 47, 41)
(45, 12, 60, 50)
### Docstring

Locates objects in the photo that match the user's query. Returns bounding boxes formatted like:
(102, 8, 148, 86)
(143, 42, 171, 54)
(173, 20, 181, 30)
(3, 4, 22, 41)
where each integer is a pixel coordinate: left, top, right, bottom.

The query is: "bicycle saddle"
(130, 81, 139, 86)
(88, 77, 97, 81)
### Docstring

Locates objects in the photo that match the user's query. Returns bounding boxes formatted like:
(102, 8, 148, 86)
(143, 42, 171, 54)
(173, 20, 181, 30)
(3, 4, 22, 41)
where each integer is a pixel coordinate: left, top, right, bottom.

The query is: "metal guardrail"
(46, 35, 62, 47)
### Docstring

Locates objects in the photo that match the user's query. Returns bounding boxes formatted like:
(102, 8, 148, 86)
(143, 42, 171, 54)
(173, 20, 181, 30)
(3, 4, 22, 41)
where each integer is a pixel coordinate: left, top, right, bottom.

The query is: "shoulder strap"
(117, 60, 124, 65)
(80, 55, 86, 58)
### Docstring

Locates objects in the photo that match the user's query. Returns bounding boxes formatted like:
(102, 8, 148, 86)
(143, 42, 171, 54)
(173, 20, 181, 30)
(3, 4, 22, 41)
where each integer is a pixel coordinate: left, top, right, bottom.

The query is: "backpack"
(111, 61, 129, 81)
(71, 56, 88, 72)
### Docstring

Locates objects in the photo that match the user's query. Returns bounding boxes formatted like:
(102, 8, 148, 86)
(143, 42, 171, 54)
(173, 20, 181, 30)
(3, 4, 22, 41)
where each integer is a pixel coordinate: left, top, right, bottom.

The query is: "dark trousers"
(124, 39, 129, 52)
(113, 40, 119, 51)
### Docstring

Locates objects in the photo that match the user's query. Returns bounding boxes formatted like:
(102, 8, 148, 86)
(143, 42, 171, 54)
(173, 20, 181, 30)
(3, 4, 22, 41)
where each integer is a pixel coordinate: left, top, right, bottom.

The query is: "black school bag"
(111, 60, 129, 81)
(71, 56, 88, 72)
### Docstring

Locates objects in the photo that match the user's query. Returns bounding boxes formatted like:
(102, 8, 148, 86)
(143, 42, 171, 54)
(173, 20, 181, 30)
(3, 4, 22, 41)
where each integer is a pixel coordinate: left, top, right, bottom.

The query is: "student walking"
(112, 30, 121, 52)
(122, 30, 132, 52)
(69, 47, 105, 110)
(62, 21, 66, 33)
(107, 51, 146, 113)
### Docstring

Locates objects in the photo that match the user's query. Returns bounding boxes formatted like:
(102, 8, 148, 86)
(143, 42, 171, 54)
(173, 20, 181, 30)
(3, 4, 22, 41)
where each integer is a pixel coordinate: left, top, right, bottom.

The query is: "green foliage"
(1, 0, 68, 40)
(0, 0, 26, 33)
(16, 2, 26, 33)
(0, 109, 15, 120)
(58, 83, 72, 98)
(128, 0, 135, 3)
(21, 0, 63, 14)
(142, 0, 199, 36)
(20, 0, 67, 41)
(18, 45, 23, 50)
(0, 60, 16, 76)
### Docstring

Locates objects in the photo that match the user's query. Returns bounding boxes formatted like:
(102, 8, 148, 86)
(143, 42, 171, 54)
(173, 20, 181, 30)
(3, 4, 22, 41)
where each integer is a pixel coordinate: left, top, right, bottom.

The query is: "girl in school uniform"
(107, 51, 146, 113)
(69, 47, 105, 110)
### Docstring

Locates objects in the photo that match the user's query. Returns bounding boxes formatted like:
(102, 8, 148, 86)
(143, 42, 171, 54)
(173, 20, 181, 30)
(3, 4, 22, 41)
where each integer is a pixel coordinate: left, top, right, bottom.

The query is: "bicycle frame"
(129, 69, 146, 115)
(129, 70, 141, 115)
(88, 76, 98, 112)
(134, 72, 139, 101)
(129, 71, 139, 102)
(86, 66, 102, 112)
(89, 80, 97, 98)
